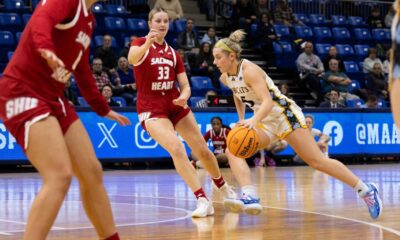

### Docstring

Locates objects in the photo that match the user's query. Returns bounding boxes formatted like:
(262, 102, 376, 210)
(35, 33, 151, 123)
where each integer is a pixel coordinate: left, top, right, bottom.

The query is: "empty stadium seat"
(309, 14, 327, 26)
(377, 99, 388, 108)
(344, 61, 360, 73)
(0, 31, 15, 47)
(274, 24, 292, 40)
(348, 16, 367, 27)
(16, 32, 22, 42)
(0, 13, 22, 32)
(174, 19, 187, 33)
(332, 27, 351, 43)
(313, 27, 332, 42)
(127, 18, 148, 37)
(189, 96, 205, 107)
(371, 28, 391, 44)
(77, 97, 89, 107)
(112, 97, 126, 107)
(105, 4, 127, 15)
(353, 28, 372, 45)
(354, 44, 370, 61)
(294, 25, 314, 41)
(91, 3, 105, 14)
(7, 51, 13, 61)
(273, 41, 296, 69)
(22, 14, 31, 26)
(344, 60, 365, 83)
(104, 17, 126, 30)
(3, 0, 30, 12)
(190, 76, 214, 96)
(331, 15, 347, 26)
(336, 44, 354, 60)
(347, 80, 361, 93)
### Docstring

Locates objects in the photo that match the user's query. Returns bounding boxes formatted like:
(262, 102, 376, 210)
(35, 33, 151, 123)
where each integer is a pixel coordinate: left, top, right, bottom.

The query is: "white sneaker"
(192, 197, 214, 218)
(216, 182, 237, 199)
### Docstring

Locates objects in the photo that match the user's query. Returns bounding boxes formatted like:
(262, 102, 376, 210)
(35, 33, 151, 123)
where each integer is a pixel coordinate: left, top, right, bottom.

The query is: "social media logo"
(134, 122, 158, 149)
(323, 121, 343, 147)
(97, 123, 118, 148)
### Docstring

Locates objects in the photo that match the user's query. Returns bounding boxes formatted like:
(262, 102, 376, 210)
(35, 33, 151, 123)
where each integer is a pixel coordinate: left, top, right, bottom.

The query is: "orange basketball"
(226, 126, 260, 158)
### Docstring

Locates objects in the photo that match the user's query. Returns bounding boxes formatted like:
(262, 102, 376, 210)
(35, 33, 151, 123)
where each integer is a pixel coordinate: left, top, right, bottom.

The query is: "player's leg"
(285, 128, 382, 219)
(146, 118, 213, 217)
(390, 80, 400, 130)
(215, 153, 228, 167)
(390, 4, 400, 130)
(64, 119, 118, 239)
(23, 116, 73, 239)
(175, 113, 236, 199)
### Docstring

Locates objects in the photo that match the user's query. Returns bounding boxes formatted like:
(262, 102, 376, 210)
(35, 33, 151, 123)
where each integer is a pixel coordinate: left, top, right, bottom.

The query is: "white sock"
(241, 185, 258, 197)
(354, 180, 370, 197)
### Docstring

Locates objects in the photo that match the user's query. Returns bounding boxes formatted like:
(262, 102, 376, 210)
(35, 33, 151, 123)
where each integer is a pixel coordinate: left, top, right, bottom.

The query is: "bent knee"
(168, 143, 187, 159)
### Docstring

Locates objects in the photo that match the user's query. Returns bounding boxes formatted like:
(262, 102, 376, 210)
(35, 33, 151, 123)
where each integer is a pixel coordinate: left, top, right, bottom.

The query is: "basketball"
(226, 126, 260, 158)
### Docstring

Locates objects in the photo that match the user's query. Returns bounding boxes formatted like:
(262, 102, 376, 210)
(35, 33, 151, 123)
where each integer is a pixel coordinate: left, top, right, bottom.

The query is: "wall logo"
(134, 122, 158, 149)
(323, 121, 343, 147)
(97, 123, 118, 148)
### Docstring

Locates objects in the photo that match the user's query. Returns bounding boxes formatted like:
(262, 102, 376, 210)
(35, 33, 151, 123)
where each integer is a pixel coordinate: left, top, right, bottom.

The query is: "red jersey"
(2, 0, 109, 116)
(131, 38, 185, 97)
(204, 128, 230, 155)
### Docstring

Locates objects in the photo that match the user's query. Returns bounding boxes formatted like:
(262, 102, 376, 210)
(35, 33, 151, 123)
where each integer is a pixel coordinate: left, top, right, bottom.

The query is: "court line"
(3, 202, 192, 233)
(107, 194, 400, 237)
(0, 231, 13, 236)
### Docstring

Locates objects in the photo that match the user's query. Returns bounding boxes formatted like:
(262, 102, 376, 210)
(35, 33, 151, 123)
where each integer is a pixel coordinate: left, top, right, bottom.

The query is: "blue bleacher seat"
(348, 16, 367, 27)
(344, 60, 365, 83)
(273, 41, 296, 69)
(174, 19, 187, 33)
(112, 97, 126, 107)
(331, 15, 347, 26)
(346, 99, 364, 108)
(190, 76, 214, 96)
(250, 23, 257, 38)
(32, 0, 40, 9)
(377, 99, 387, 108)
(315, 43, 332, 58)
(344, 61, 360, 73)
(104, 17, 126, 30)
(22, 14, 31, 26)
(371, 28, 391, 44)
(294, 25, 314, 41)
(94, 35, 118, 48)
(0, 31, 15, 47)
(353, 28, 372, 45)
(313, 27, 332, 42)
(336, 44, 354, 60)
(347, 80, 361, 93)
(91, 3, 105, 14)
(105, 5, 127, 15)
(4, 0, 30, 12)
(77, 97, 89, 107)
(0, 13, 22, 32)
(332, 27, 351, 43)
(189, 96, 205, 107)
(16, 32, 22, 42)
(293, 13, 310, 25)
(354, 44, 370, 61)
(127, 18, 148, 37)
(309, 14, 327, 26)
(7, 51, 13, 61)
(274, 24, 292, 40)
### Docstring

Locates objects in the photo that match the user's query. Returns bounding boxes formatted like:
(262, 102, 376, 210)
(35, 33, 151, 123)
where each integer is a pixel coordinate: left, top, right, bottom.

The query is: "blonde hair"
(148, 7, 167, 22)
(215, 30, 246, 59)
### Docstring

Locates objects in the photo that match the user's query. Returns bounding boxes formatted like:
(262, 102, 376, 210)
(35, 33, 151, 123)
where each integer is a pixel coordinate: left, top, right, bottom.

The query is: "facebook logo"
(323, 121, 343, 147)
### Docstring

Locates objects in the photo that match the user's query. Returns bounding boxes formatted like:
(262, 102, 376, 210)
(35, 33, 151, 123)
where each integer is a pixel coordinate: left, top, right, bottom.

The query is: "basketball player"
(390, 0, 400, 132)
(191, 116, 230, 168)
(0, 1, 130, 239)
(212, 30, 382, 219)
(128, 8, 236, 218)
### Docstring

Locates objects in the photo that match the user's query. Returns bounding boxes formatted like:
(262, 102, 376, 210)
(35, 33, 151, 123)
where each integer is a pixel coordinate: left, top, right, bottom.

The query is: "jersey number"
(241, 96, 255, 107)
(157, 66, 170, 80)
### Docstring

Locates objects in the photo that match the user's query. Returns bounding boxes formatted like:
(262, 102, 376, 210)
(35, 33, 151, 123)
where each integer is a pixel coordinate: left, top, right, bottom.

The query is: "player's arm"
(128, 30, 158, 65)
(318, 132, 331, 144)
(242, 63, 274, 128)
(204, 130, 211, 141)
(390, 3, 400, 130)
(173, 52, 191, 107)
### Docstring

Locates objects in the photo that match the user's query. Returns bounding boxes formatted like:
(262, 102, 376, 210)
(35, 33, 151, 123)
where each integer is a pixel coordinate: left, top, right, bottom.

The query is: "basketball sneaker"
(192, 197, 214, 218)
(217, 182, 237, 199)
(362, 183, 382, 219)
(223, 194, 263, 215)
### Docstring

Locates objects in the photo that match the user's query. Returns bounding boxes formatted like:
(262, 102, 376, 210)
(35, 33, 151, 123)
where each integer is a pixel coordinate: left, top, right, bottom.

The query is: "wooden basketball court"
(0, 164, 399, 239)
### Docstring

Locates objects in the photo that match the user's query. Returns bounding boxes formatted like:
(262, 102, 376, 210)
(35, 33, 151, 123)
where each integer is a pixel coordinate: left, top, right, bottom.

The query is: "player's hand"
(172, 96, 188, 109)
(146, 29, 159, 45)
(38, 49, 70, 84)
(105, 110, 131, 126)
(238, 118, 257, 129)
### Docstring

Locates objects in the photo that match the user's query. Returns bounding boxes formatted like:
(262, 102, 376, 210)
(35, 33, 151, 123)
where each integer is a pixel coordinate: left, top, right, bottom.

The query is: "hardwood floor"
(0, 164, 398, 239)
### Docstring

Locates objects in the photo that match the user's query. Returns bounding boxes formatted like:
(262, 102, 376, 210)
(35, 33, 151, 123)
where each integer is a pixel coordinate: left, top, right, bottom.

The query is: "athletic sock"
(212, 175, 226, 189)
(104, 232, 120, 240)
(194, 188, 208, 200)
(354, 180, 371, 197)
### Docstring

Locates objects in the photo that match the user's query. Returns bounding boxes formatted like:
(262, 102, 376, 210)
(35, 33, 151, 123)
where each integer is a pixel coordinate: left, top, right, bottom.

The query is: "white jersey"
(225, 59, 306, 141)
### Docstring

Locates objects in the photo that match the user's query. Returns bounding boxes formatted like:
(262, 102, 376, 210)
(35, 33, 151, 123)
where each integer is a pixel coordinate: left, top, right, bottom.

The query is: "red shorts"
(0, 77, 78, 150)
(136, 91, 191, 131)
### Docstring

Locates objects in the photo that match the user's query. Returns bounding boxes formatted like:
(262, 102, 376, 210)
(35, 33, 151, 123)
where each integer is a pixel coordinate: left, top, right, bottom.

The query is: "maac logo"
(323, 121, 343, 147)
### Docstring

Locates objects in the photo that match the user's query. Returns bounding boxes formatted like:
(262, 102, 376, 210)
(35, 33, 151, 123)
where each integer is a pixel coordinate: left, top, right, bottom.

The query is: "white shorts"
(257, 102, 307, 143)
